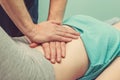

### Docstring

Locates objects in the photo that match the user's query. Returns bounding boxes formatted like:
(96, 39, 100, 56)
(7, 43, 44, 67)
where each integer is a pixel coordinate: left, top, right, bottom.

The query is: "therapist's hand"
(41, 41, 66, 64)
(29, 21, 79, 63)
(28, 21, 80, 44)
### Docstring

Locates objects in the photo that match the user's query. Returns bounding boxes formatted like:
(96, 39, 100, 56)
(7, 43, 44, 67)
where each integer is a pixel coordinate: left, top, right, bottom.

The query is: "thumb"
(30, 42, 38, 48)
(24, 36, 39, 48)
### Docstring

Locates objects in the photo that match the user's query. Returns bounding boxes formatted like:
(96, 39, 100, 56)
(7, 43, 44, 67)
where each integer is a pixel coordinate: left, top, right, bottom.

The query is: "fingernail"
(57, 58, 61, 63)
(47, 56, 50, 60)
(46, 55, 50, 60)
(51, 59, 55, 63)
(62, 55, 65, 58)
(62, 52, 66, 58)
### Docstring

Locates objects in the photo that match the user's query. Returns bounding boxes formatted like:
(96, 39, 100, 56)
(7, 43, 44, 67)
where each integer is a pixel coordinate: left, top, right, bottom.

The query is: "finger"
(56, 42, 62, 63)
(30, 42, 38, 48)
(42, 43, 51, 60)
(50, 42, 56, 63)
(56, 26, 80, 36)
(50, 35, 72, 42)
(61, 42, 66, 58)
(56, 31, 79, 39)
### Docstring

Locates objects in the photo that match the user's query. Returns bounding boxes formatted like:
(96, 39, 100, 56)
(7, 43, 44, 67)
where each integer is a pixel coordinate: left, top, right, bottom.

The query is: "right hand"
(28, 21, 80, 43)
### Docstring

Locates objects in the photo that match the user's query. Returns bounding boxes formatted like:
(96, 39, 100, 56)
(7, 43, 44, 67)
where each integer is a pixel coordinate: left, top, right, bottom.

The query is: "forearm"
(0, 0, 35, 36)
(48, 0, 67, 23)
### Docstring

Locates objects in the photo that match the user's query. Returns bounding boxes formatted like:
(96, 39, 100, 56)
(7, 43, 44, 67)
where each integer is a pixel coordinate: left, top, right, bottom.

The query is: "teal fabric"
(63, 15, 120, 80)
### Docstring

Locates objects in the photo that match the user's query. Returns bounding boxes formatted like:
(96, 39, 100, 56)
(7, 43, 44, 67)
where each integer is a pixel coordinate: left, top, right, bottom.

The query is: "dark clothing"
(0, 0, 38, 37)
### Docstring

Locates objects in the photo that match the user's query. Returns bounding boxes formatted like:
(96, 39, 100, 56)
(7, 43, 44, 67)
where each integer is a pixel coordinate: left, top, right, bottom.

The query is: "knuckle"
(50, 42, 55, 47)
(48, 35, 54, 40)
(56, 42, 60, 48)
(58, 37, 63, 41)
(42, 43, 49, 48)
(61, 42, 65, 46)
(51, 54, 55, 58)
(53, 30, 57, 35)
(57, 49, 61, 55)
(63, 33, 66, 36)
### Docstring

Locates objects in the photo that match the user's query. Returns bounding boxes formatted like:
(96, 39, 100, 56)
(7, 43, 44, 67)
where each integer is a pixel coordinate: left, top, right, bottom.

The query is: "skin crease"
(34, 23, 120, 80)
(34, 25, 89, 80)
(0, 0, 79, 43)
(96, 22, 120, 80)
(1, 0, 120, 79)
(0, 0, 80, 63)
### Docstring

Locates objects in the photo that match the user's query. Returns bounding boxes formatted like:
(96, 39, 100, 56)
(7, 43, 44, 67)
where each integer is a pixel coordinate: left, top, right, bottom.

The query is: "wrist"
(47, 13, 63, 24)
(47, 19, 62, 25)
(24, 23, 37, 41)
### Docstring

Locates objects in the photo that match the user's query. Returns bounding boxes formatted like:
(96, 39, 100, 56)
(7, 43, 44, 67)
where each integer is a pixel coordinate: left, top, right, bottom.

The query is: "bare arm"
(0, 0, 79, 44)
(0, 0, 35, 36)
(41, 0, 69, 63)
(48, 0, 67, 23)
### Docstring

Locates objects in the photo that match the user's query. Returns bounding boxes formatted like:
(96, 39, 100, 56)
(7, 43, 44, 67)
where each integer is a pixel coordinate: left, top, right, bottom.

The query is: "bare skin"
(35, 23, 120, 80)
(113, 22, 120, 30)
(0, 0, 78, 43)
(96, 57, 120, 80)
(96, 22, 120, 80)
(34, 26, 89, 80)
(0, 0, 80, 63)
(1, 0, 120, 79)
(34, 0, 69, 64)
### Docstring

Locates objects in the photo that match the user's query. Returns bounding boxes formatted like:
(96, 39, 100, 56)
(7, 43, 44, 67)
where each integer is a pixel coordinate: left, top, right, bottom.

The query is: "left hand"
(41, 41, 66, 64)
(29, 40, 66, 63)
